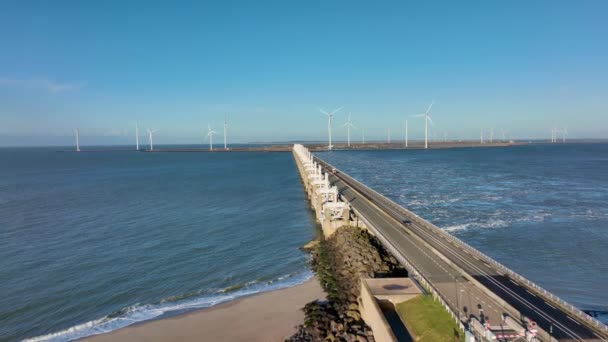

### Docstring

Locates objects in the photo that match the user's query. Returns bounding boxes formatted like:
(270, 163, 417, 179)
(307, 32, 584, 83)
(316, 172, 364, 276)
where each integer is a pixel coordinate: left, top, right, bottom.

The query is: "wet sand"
(84, 278, 325, 342)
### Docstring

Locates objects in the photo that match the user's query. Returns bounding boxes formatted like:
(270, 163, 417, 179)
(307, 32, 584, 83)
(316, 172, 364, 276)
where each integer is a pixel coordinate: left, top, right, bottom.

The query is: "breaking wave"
(443, 218, 508, 232)
(24, 270, 312, 342)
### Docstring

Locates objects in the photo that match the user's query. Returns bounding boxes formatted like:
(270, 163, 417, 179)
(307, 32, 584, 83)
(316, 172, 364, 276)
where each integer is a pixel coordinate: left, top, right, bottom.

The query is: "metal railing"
(313, 155, 608, 335)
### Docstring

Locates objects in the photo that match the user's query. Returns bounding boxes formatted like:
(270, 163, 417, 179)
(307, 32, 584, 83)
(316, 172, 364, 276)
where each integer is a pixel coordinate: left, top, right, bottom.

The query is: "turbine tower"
(387, 128, 391, 144)
(501, 128, 508, 142)
(405, 119, 408, 148)
(74, 128, 81, 152)
(342, 112, 356, 147)
(562, 127, 568, 143)
(318, 106, 343, 150)
(362, 128, 365, 144)
(147, 129, 159, 151)
(206, 124, 218, 151)
(135, 123, 139, 150)
(414, 101, 434, 149)
(223, 117, 228, 150)
(487, 128, 494, 143)
(480, 128, 484, 144)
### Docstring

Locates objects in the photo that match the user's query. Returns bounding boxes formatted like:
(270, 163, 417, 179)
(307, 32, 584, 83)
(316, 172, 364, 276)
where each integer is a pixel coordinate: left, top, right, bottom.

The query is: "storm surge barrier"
(292, 144, 608, 342)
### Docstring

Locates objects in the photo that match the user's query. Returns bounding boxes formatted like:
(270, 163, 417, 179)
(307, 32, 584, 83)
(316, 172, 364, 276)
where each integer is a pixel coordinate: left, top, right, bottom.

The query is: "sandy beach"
(84, 278, 324, 342)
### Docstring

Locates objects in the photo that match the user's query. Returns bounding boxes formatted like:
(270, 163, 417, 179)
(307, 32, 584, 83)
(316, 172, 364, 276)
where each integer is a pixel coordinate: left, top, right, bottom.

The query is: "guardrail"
(314, 156, 608, 336)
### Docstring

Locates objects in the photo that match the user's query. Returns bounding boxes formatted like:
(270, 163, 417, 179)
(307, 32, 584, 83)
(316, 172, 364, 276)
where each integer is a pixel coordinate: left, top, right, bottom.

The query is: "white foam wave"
(443, 219, 508, 232)
(24, 270, 313, 342)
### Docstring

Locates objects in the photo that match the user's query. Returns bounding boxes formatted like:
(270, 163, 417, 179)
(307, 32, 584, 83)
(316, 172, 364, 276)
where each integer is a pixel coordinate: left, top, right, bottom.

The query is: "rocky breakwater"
(288, 226, 406, 342)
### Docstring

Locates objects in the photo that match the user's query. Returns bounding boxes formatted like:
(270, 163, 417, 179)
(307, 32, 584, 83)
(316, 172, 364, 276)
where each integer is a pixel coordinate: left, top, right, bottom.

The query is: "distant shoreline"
(55, 141, 531, 153)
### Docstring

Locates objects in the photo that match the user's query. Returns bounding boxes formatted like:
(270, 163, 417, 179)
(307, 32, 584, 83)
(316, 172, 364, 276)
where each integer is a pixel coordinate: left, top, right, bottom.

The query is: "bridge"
(292, 144, 608, 342)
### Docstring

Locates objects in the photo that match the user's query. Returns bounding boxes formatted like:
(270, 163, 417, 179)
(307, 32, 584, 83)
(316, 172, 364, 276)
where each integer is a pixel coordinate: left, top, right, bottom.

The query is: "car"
(401, 219, 412, 225)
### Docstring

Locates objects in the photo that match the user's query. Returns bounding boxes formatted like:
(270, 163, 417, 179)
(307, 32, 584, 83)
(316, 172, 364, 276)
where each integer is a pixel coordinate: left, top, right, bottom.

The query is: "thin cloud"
(0, 78, 84, 93)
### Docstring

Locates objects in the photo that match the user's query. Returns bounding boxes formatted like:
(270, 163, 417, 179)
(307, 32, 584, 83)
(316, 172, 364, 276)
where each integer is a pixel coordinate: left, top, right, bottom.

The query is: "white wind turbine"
(404, 119, 408, 148)
(342, 112, 356, 147)
(562, 127, 568, 143)
(413, 101, 434, 149)
(487, 128, 494, 143)
(147, 129, 159, 151)
(362, 128, 365, 144)
(480, 128, 484, 144)
(501, 128, 508, 142)
(223, 117, 228, 150)
(206, 124, 218, 151)
(551, 124, 558, 143)
(135, 123, 139, 150)
(318, 106, 343, 150)
(74, 128, 81, 152)
(387, 128, 391, 144)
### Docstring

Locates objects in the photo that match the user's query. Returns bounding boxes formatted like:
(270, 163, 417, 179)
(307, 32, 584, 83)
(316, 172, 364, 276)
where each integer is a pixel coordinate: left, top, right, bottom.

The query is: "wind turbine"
(342, 112, 356, 147)
(405, 119, 409, 148)
(387, 128, 391, 144)
(480, 128, 484, 144)
(362, 128, 365, 144)
(318, 106, 343, 150)
(147, 129, 159, 151)
(551, 125, 558, 143)
(501, 128, 508, 142)
(74, 128, 81, 152)
(413, 101, 434, 149)
(562, 127, 568, 143)
(206, 124, 218, 151)
(487, 128, 494, 143)
(223, 117, 228, 150)
(135, 123, 139, 150)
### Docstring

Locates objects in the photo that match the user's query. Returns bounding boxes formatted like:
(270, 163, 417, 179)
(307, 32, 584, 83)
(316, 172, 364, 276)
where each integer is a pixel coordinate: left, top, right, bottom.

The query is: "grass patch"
(396, 295, 465, 342)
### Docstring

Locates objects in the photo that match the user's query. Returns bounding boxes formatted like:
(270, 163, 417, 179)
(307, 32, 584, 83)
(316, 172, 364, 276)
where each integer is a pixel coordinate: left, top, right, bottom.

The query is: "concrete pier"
(292, 144, 364, 238)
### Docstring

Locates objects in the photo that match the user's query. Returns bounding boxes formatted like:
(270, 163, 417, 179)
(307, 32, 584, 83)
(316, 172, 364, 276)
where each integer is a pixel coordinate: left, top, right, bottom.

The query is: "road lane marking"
(567, 315, 581, 325)
(544, 301, 557, 310)
(526, 290, 537, 297)
(509, 279, 519, 286)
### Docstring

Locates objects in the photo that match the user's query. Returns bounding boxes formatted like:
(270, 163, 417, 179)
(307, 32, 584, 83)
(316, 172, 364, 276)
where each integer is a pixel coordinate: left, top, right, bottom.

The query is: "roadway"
(313, 156, 607, 342)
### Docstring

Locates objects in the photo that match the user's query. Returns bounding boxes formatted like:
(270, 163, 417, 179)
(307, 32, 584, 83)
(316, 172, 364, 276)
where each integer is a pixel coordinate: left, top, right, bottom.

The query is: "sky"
(0, 1, 607, 146)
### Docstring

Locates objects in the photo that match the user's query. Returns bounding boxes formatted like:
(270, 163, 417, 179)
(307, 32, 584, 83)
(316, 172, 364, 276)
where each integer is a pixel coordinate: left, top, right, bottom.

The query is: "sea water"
(0, 148, 316, 341)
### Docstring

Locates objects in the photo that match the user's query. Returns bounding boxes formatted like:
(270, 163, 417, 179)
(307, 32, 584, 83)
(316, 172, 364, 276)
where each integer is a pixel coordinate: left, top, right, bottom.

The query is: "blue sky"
(0, 1, 607, 146)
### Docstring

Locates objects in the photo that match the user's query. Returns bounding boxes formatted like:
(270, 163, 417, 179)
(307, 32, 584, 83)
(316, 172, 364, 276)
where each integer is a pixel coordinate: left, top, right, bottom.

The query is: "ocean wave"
(24, 270, 313, 342)
(443, 219, 508, 232)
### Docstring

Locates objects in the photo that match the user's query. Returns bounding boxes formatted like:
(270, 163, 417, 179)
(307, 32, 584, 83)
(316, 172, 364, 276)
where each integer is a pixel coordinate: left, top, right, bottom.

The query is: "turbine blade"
(332, 106, 344, 114)
(413, 114, 425, 117)
(318, 108, 329, 115)
(426, 100, 434, 114)
(427, 116, 435, 126)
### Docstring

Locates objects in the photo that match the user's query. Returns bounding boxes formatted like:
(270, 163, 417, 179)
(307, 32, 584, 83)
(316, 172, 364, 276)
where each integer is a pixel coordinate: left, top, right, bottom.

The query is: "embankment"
(287, 226, 406, 341)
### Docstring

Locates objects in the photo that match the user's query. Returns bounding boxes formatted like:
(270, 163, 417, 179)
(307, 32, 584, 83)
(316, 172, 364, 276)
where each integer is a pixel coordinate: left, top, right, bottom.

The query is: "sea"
(0, 146, 317, 341)
(1, 143, 607, 341)
(319, 143, 608, 321)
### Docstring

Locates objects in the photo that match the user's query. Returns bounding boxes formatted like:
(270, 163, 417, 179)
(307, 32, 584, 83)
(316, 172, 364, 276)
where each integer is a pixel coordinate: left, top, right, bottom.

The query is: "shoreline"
(83, 277, 325, 342)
